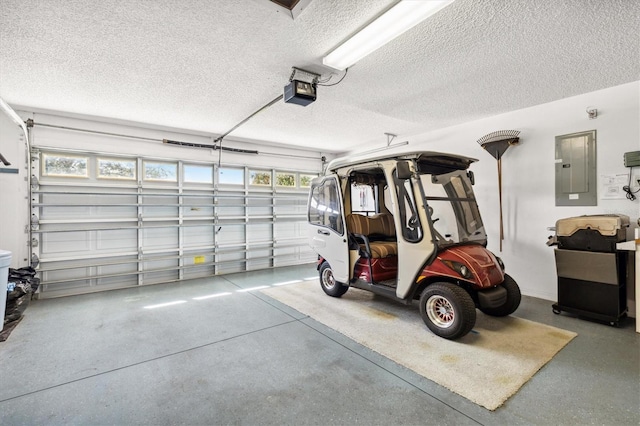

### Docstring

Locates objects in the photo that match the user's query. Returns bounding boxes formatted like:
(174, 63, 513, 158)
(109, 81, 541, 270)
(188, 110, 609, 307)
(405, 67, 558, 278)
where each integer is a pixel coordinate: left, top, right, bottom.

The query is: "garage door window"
(250, 170, 271, 186)
(300, 174, 316, 188)
(42, 154, 88, 177)
(97, 158, 136, 180)
(184, 164, 213, 184)
(276, 172, 295, 187)
(218, 168, 244, 185)
(144, 162, 177, 181)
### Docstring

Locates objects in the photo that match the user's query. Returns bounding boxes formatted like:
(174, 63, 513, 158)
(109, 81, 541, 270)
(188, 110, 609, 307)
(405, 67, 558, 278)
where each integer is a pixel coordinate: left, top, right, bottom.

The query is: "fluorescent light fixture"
(192, 292, 232, 301)
(143, 300, 187, 309)
(272, 280, 302, 286)
(323, 0, 455, 70)
(236, 285, 270, 292)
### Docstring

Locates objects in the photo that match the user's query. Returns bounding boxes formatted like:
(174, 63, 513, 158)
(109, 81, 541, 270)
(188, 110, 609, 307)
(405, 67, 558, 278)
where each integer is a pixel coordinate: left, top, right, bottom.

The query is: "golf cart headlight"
(495, 256, 505, 271)
(459, 264, 470, 278)
(443, 260, 473, 279)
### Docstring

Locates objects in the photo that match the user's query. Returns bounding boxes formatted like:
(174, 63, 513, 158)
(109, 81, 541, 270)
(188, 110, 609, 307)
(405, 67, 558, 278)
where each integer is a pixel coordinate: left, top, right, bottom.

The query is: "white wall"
(0, 112, 30, 268)
(407, 81, 640, 304)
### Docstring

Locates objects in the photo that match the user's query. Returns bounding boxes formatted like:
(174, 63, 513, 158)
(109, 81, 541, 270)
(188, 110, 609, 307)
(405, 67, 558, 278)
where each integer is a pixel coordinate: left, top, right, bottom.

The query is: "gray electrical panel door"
(555, 130, 597, 206)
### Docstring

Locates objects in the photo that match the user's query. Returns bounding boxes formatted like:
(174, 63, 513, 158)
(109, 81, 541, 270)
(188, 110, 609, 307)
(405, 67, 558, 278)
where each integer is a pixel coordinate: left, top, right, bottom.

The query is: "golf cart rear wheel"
(419, 283, 476, 340)
(319, 262, 349, 298)
(479, 274, 521, 317)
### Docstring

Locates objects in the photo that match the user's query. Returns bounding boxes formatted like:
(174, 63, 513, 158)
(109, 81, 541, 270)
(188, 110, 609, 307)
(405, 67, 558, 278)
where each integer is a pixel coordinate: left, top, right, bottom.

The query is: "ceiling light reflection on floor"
(272, 280, 302, 286)
(192, 292, 232, 301)
(143, 300, 187, 309)
(236, 285, 270, 292)
(303, 276, 317, 281)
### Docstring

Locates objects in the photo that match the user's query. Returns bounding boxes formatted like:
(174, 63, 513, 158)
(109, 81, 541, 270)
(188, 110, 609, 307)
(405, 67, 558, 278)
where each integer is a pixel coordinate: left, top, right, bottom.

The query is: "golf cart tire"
(479, 274, 521, 317)
(319, 261, 349, 298)
(419, 282, 476, 340)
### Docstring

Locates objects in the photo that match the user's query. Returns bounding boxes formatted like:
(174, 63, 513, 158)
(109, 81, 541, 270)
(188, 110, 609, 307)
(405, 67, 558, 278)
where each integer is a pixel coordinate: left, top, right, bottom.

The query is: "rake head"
(477, 130, 520, 160)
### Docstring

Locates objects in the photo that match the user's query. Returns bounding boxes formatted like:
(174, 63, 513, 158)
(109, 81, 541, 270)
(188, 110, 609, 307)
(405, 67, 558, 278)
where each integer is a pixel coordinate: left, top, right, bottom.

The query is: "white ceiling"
(1, 0, 638, 154)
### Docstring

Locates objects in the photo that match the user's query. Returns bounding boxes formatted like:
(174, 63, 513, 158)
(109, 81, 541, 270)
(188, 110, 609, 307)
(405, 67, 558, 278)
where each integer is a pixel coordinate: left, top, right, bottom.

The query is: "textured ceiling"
(1, 0, 638, 153)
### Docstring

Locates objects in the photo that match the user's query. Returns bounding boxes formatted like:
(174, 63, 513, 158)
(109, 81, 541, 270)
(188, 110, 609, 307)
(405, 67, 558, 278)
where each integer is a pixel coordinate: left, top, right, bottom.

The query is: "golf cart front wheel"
(419, 282, 476, 340)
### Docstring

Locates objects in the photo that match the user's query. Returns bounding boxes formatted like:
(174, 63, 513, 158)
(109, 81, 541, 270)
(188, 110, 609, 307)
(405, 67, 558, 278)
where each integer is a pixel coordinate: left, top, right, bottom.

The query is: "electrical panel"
(623, 151, 640, 168)
(555, 130, 597, 206)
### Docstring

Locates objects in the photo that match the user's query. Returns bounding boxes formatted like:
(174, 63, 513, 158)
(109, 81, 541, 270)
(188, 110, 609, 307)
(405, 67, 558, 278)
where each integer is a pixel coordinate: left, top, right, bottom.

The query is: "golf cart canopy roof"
(326, 151, 478, 174)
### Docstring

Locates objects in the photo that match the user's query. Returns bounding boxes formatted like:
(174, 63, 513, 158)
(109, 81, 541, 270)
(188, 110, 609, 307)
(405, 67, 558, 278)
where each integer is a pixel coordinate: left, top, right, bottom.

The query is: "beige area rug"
(262, 281, 577, 411)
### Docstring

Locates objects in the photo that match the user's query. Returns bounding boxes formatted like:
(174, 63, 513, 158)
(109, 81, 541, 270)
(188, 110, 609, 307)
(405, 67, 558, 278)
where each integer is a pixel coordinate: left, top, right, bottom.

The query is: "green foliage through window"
(276, 173, 295, 187)
(300, 174, 316, 188)
(250, 171, 271, 186)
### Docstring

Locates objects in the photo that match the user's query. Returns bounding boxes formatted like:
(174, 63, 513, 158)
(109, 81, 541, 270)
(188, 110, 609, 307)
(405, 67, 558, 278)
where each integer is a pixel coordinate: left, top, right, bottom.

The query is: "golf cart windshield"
(419, 169, 487, 247)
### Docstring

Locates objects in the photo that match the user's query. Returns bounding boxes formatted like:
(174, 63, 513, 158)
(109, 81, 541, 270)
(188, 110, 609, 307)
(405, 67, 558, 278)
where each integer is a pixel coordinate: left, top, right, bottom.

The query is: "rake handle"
(498, 157, 503, 251)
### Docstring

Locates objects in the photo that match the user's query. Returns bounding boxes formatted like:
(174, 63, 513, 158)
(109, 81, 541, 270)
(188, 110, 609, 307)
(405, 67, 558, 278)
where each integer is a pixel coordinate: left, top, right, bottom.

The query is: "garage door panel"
(96, 229, 137, 251)
(217, 261, 244, 274)
(183, 206, 214, 218)
(247, 249, 271, 269)
(41, 206, 91, 220)
(41, 231, 91, 254)
(43, 266, 91, 282)
(274, 223, 296, 239)
(94, 206, 138, 219)
(217, 205, 244, 217)
(143, 271, 179, 285)
(142, 228, 178, 249)
(274, 251, 300, 267)
(142, 256, 177, 268)
(183, 226, 214, 247)
(183, 264, 215, 280)
(248, 223, 272, 242)
(41, 278, 92, 296)
(96, 274, 138, 289)
(217, 225, 245, 246)
(142, 206, 179, 218)
(97, 261, 138, 273)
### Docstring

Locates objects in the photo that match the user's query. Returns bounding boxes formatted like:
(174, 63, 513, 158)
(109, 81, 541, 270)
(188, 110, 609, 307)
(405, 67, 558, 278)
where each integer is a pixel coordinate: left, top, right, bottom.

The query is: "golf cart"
(307, 151, 521, 340)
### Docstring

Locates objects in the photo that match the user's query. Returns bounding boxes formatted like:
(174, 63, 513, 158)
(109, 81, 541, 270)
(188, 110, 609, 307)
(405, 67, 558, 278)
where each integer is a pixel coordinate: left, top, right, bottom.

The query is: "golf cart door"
(390, 162, 436, 299)
(307, 175, 349, 283)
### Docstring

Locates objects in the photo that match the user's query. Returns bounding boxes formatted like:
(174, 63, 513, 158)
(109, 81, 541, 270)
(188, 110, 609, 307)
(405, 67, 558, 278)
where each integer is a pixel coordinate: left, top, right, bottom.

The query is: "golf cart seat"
(346, 213, 397, 258)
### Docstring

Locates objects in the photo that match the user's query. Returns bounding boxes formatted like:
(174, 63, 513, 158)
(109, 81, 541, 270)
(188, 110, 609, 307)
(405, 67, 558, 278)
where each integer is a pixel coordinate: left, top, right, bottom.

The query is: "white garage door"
(31, 148, 317, 298)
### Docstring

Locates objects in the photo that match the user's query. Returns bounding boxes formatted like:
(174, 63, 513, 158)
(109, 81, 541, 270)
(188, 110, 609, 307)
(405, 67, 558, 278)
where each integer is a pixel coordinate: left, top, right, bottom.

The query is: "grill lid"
(555, 214, 630, 237)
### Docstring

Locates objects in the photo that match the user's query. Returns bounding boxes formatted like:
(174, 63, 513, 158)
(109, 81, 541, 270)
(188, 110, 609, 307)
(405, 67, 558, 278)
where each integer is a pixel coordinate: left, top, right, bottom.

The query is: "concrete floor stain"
(440, 354, 459, 364)
(363, 306, 396, 320)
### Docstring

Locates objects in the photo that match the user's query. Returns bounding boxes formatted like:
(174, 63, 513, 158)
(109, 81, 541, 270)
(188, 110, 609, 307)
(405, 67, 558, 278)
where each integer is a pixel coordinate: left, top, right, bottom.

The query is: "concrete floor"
(0, 264, 638, 425)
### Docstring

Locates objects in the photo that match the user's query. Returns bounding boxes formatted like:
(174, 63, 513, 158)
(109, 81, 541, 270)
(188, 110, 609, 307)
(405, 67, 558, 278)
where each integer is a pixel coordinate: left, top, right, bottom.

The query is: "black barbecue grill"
(548, 214, 630, 326)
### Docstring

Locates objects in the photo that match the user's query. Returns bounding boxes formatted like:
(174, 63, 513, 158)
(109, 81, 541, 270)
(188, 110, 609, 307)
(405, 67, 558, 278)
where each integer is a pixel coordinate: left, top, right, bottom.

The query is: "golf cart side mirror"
(467, 170, 475, 185)
(397, 161, 412, 180)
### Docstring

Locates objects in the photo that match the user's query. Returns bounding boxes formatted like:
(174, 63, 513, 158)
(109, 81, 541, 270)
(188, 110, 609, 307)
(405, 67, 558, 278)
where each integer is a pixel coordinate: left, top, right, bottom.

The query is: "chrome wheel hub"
(322, 268, 335, 290)
(426, 295, 455, 328)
